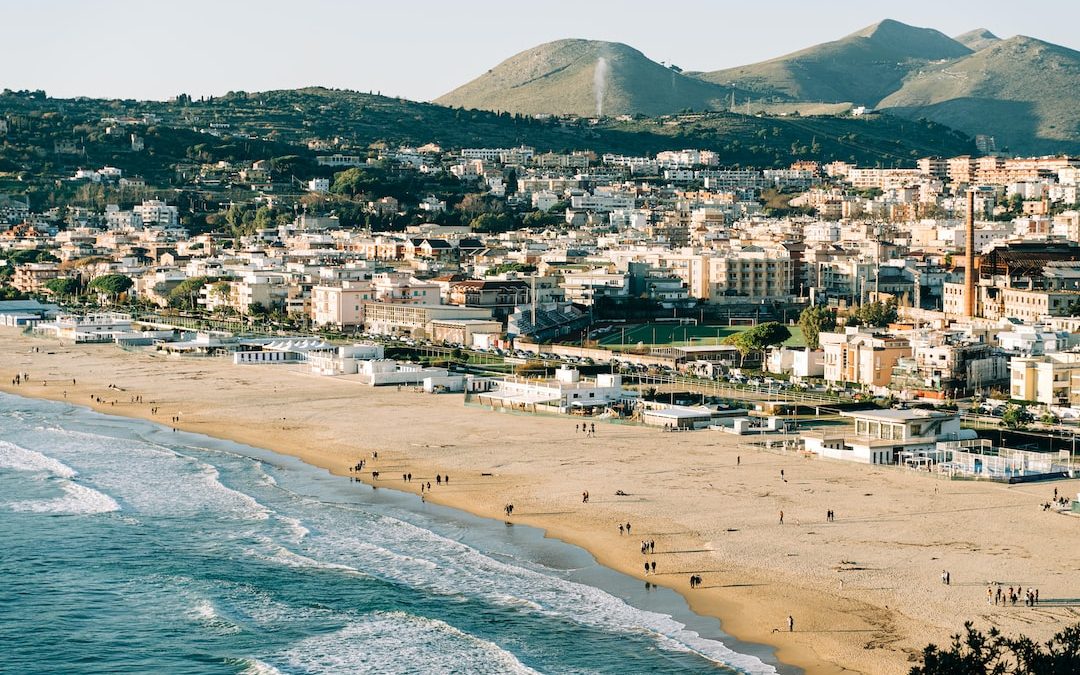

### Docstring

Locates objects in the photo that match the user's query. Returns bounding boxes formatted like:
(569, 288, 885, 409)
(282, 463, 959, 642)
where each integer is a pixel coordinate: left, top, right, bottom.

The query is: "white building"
(474, 368, 631, 414)
(133, 200, 180, 228)
(803, 409, 964, 465)
(766, 347, 825, 379)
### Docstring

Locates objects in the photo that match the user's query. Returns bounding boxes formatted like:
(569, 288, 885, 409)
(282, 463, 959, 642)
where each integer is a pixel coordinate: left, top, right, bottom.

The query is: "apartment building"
(821, 328, 911, 388)
(706, 246, 793, 302)
(12, 263, 61, 292)
(1010, 352, 1080, 406)
(362, 302, 493, 338)
(311, 280, 374, 328)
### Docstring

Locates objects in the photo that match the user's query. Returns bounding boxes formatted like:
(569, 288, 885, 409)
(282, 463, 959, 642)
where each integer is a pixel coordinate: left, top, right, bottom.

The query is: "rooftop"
(841, 408, 955, 423)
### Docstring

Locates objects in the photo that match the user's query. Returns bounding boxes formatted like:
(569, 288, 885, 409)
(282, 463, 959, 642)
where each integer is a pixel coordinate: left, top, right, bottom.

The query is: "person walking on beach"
(625, 522, 631, 535)
(644, 563, 650, 575)
(650, 561, 656, 574)
(582, 491, 589, 503)
(737, 455, 740, 466)
(787, 615, 794, 632)
(780, 469, 785, 480)
(590, 423, 596, 435)
(779, 510, 784, 524)
(619, 524, 624, 535)
(436, 474, 441, 486)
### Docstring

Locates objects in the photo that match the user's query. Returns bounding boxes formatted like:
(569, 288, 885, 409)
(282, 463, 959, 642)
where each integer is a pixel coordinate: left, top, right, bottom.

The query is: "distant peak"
(954, 28, 1001, 51)
(850, 18, 913, 39)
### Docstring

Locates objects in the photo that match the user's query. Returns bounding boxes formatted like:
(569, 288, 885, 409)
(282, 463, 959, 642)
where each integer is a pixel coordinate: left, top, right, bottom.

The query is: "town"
(3, 109, 1080, 488)
(5, 9, 1080, 675)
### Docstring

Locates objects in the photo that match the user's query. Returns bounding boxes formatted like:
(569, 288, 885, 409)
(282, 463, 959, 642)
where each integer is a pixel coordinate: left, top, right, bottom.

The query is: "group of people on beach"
(989, 585, 1040, 606)
(689, 574, 703, 588)
(575, 422, 597, 437)
(617, 522, 632, 535)
(1043, 487, 1071, 510)
(11, 371, 32, 385)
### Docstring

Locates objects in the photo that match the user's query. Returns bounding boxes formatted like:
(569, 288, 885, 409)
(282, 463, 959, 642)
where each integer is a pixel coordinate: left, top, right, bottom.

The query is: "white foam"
(35, 427, 272, 521)
(266, 545, 362, 575)
(0, 440, 78, 478)
(275, 611, 540, 675)
(303, 511, 776, 674)
(188, 598, 242, 635)
(9, 481, 120, 515)
(276, 515, 309, 542)
(237, 659, 286, 675)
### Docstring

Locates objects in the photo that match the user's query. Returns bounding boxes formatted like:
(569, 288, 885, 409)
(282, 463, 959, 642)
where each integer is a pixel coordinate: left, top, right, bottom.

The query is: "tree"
(910, 621, 1080, 675)
(849, 299, 899, 328)
(1001, 404, 1030, 430)
(89, 274, 133, 303)
(168, 276, 211, 310)
(44, 277, 80, 299)
(723, 322, 791, 366)
(0, 285, 28, 301)
(470, 212, 515, 233)
(798, 305, 837, 349)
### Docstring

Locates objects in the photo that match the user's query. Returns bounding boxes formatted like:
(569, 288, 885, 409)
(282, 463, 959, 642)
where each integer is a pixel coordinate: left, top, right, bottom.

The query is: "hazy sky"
(4, 0, 1078, 101)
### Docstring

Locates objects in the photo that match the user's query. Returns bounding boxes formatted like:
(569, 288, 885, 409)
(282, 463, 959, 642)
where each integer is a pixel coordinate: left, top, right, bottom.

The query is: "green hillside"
(878, 36, 1080, 154)
(0, 87, 974, 189)
(435, 39, 740, 117)
(697, 20, 972, 105)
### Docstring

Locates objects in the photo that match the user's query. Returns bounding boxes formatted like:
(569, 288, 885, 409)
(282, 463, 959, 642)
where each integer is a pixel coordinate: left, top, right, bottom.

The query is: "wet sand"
(3, 328, 1078, 674)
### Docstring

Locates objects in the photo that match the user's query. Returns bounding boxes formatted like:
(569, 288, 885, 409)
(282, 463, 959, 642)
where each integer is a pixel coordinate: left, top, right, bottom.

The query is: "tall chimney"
(964, 189, 976, 318)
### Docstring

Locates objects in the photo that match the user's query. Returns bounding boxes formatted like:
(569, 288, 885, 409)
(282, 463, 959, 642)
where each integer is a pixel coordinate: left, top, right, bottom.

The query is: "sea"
(0, 392, 792, 674)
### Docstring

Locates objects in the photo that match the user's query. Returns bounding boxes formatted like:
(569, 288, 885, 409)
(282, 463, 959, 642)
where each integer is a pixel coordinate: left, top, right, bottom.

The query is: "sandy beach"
(3, 328, 1078, 674)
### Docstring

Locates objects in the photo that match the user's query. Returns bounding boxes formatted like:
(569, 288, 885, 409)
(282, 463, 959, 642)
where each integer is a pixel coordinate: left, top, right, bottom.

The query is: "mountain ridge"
(436, 39, 741, 117)
(436, 20, 1080, 154)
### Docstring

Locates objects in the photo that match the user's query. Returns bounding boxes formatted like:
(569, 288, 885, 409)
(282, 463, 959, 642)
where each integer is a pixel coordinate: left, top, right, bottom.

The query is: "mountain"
(435, 39, 735, 117)
(878, 36, 1080, 154)
(953, 28, 1001, 52)
(696, 19, 972, 105)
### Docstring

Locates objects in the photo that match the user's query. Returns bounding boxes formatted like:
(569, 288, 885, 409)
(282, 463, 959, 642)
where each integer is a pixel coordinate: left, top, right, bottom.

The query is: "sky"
(3, 0, 1078, 101)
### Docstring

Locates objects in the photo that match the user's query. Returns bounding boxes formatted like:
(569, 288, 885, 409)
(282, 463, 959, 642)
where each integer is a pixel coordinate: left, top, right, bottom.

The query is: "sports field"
(596, 323, 805, 349)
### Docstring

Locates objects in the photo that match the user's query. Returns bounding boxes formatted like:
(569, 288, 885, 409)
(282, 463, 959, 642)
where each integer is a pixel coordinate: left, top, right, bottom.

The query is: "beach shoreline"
(3, 328, 1078, 675)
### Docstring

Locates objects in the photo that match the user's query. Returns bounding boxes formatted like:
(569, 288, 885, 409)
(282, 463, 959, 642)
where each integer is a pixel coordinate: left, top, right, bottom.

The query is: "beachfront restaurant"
(802, 409, 965, 465)
(473, 368, 633, 414)
(34, 312, 134, 343)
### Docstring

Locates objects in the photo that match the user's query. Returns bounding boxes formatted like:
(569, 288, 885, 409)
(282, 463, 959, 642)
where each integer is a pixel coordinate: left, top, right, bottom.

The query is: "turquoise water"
(0, 392, 789, 674)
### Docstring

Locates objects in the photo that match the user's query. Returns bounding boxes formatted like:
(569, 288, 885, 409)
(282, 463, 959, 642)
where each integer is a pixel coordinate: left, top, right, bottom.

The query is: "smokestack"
(964, 189, 976, 318)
